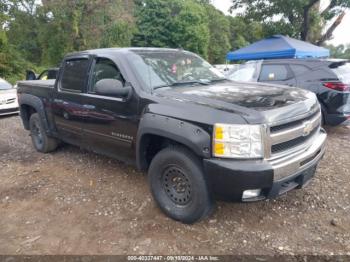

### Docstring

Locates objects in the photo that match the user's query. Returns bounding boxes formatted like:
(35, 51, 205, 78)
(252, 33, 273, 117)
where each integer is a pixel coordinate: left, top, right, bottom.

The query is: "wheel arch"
(136, 114, 211, 171)
(19, 93, 49, 131)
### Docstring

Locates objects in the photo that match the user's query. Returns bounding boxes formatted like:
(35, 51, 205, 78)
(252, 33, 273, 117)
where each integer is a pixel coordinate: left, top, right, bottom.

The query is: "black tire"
(148, 146, 214, 224)
(29, 113, 58, 153)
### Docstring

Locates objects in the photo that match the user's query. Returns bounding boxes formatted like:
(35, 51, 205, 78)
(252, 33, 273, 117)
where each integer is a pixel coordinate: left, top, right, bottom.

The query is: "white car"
(0, 78, 19, 116)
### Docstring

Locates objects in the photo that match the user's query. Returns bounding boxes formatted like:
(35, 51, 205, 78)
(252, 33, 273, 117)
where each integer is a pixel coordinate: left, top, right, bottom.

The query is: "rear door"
(52, 56, 92, 145)
(289, 63, 321, 93)
(258, 64, 297, 87)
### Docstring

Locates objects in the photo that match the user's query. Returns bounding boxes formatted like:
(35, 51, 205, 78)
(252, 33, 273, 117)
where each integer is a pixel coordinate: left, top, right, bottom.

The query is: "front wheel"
(29, 113, 58, 153)
(148, 146, 214, 224)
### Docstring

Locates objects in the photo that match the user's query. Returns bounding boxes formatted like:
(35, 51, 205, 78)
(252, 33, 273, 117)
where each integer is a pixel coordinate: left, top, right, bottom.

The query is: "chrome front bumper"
(269, 128, 327, 181)
(203, 128, 327, 201)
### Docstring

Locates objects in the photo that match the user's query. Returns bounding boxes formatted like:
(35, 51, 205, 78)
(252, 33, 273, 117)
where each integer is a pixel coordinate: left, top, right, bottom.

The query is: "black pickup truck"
(17, 48, 327, 223)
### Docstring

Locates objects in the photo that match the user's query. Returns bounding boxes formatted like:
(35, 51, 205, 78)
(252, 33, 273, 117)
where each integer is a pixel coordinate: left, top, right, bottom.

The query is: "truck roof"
(65, 47, 187, 58)
(260, 58, 349, 69)
(262, 58, 349, 63)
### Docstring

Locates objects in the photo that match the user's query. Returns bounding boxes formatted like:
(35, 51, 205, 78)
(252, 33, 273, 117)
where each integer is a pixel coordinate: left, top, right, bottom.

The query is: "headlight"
(213, 124, 263, 159)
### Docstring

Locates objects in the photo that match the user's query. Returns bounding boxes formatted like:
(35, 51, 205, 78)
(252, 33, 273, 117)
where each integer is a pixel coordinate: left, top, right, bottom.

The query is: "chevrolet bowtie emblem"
(303, 120, 313, 136)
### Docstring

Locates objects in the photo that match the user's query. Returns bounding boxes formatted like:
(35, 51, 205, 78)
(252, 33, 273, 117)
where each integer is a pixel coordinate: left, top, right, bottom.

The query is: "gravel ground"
(0, 115, 349, 255)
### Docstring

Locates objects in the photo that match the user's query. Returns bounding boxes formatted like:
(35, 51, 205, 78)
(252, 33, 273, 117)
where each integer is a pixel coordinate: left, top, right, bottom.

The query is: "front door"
(79, 57, 139, 163)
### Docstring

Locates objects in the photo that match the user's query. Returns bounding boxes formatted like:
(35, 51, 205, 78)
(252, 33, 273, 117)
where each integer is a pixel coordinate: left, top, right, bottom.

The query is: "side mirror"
(95, 79, 131, 98)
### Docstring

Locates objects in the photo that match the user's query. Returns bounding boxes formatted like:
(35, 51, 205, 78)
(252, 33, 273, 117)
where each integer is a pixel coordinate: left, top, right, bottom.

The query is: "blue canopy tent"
(226, 35, 330, 61)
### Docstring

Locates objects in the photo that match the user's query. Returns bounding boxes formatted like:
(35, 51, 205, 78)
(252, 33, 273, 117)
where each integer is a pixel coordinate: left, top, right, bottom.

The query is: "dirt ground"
(0, 115, 349, 255)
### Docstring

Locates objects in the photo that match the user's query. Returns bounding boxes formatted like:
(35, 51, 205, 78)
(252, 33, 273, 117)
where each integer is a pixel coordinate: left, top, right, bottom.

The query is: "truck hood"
(154, 81, 319, 124)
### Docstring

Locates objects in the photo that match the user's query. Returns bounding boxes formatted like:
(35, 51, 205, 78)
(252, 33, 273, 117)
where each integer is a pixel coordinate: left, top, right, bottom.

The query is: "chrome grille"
(270, 110, 319, 133)
(267, 110, 322, 159)
(271, 127, 318, 154)
(6, 98, 16, 104)
(0, 98, 16, 105)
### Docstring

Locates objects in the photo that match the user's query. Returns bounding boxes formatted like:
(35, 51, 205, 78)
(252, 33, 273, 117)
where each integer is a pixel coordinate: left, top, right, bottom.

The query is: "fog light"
(242, 189, 262, 200)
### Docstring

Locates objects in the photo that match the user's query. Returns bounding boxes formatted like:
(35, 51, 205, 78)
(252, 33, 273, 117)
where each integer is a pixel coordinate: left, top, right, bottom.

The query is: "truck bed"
(18, 79, 55, 89)
(17, 80, 55, 100)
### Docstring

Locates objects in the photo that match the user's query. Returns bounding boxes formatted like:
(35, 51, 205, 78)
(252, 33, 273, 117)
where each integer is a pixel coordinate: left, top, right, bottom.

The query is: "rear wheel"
(29, 113, 58, 153)
(148, 146, 214, 224)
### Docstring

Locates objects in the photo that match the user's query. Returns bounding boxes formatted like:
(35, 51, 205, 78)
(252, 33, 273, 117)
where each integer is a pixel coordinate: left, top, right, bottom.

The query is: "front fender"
(136, 113, 211, 170)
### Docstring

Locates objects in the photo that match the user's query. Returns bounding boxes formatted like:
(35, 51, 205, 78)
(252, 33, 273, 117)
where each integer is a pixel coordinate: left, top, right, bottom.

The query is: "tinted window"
(47, 70, 58, 80)
(90, 58, 124, 93)
(260, 65, 289, 81)
(290, 64, 309, 76)
(61, 59, 90, 91)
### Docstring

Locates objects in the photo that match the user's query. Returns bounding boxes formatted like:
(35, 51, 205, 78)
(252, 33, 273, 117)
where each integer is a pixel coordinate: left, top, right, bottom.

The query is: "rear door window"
(331, 62, 350, 84)
(47, 70, 58, 80)
(259, 65, 290, 81)
(61, 59, 90, 92)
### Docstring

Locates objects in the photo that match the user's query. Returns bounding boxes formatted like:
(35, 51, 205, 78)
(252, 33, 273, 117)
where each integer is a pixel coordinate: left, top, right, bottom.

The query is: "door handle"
(83, 104, 96, 110)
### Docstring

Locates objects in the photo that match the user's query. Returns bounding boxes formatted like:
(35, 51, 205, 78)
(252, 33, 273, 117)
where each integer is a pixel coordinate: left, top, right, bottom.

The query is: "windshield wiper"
(153, 80, 210, 90)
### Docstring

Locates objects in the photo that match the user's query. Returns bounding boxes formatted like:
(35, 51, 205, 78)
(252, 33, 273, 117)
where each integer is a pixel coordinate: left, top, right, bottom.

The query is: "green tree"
(0, 2, 8, 50)
(1, 0, 137, 80)
(326, 44, 350, 59)
(133, 0, 210, 58)
(205, 5, 231, 63)
(0, 1, 37, 82)
(230, 0, 350, 45)
(39, 0, 136, 65)
(4, 0, 42, 64)
(228, 16, 263, 51)
(0, 2, 10, 78)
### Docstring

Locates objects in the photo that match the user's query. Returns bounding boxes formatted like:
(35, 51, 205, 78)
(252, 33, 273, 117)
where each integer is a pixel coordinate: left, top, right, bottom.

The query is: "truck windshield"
(0, 78, 12, 90)
(129, 50, 226, 90)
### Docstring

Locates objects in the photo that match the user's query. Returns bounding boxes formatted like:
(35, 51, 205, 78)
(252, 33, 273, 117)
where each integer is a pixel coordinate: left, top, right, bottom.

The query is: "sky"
(211, 0, 350, 46)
